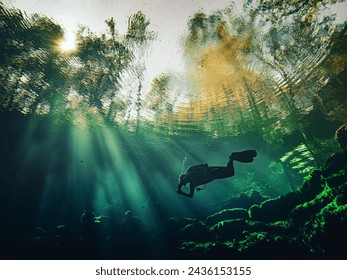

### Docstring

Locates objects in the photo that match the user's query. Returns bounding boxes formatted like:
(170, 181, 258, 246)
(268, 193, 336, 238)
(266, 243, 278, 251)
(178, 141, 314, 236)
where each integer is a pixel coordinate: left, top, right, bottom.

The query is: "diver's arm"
(177, 173, 190, 189)
(177, 183, 195, 198)
(177, 172, 195, 198)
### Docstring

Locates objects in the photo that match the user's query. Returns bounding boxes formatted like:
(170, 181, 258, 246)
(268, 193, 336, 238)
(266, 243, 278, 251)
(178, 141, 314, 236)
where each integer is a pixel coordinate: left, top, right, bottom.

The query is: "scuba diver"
(177, 150, 257, 198)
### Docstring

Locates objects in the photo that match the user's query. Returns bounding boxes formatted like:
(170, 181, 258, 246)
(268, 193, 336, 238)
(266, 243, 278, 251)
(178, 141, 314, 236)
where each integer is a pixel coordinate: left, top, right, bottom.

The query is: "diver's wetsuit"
(177, 150, 256, 198)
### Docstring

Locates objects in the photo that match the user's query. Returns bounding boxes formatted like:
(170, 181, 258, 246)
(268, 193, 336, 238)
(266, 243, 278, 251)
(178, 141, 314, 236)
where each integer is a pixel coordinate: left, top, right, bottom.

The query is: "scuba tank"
(187, 163, 208, 173)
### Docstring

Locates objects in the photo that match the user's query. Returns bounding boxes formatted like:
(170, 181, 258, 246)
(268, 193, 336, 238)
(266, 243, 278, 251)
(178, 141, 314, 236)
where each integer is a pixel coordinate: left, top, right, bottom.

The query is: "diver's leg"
(209, 165, 235, 179)
(227, 157, 235, 168)
(230, 150, 257, 163)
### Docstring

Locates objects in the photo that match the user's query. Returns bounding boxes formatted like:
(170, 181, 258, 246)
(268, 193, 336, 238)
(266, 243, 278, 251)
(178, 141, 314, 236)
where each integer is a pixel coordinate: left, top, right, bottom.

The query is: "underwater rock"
(80, 210, 103, 240)
(297, 170, 325, 200)
(322, 149, 347, 178)
(179, 241, 240, 259)
(95, 215, 114, 236)
(218, 190, 269, 212)
(248, 192, 300, 222)
(80, 210, 97, 228)
(289, 198, 330, 228)
(179, 220, 211, 242)
(167, 217, 199, 232)
(205, 208, 249, 226)
(325, 169, 347, 189)
(209, 219, 249, 241)
(167, 217, 180, 230)
(32, 227, 47, 240)
(53, 225, 72, 241)
(238, 232, 311, 259)
(288, 169, 346, 228)
(322, 123, 347, 177)
(248, 170, 325, 222)
(335, 123, 347, 149)
(246, 220, 293, 236)
(302, 201, 347, 258)
(121, 211, 145, 237)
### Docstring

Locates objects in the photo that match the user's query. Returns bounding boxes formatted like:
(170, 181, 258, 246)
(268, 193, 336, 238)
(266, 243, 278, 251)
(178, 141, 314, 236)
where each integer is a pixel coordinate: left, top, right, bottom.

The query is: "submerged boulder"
(219, 190, 269, 211)
(167, 217, 200, 232)
(179, 240, 240, 259)
(238, 232, 310, 259)
(322, 123, 347, 177)
(205, 208, 249, 226)
(248, 170, 325, 222)
(335, 123, 347, 149)
(210, 219, 249, 240)
(179, 220, 210, 242)
(248, 192, 300, 222)
(302, 201, 347, 258)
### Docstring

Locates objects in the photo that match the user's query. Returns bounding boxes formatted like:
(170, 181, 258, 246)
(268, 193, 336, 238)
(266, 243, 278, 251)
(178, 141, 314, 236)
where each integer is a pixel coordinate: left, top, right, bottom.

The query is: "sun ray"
(58, 30, 77, 52)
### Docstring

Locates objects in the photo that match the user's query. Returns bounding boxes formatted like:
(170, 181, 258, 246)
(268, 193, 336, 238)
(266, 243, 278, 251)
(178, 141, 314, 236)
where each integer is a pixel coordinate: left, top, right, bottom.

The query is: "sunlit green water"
(0, 0, 346, 259)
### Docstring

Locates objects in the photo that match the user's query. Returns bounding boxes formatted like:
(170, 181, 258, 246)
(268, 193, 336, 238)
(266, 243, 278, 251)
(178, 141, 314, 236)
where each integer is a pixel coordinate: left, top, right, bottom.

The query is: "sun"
(58, 31, 77, 52)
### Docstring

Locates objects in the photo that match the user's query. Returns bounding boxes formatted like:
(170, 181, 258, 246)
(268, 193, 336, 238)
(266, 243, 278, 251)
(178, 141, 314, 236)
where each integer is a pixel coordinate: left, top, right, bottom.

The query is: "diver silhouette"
(177, 150, 257, 198)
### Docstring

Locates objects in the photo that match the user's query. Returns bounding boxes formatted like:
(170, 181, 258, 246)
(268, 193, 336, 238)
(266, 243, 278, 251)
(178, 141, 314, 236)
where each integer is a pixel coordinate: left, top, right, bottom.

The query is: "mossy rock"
(179, 241, 240, 259)
(179, 221, 211, 242)
(249, 169, 328, 223)
(248, 192, 301, 222)
(302, 201, 347, 258)
(247, 220, 293, 236)
(325, 169, 347, 188)
(289, 181, 336, 227)
(205, 208, 249, 226)
(218, 190, 269, 211)
(297, 170, 325, 201)
(209, 219, 249, 240)
(167, 217, 199, 231)
(238, 232, 311, 259)
(322, 149, 347, 177)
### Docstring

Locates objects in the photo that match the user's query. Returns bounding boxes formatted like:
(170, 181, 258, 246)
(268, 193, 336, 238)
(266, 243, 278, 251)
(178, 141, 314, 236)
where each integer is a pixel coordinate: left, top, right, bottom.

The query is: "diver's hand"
(177, 182, 183, 193)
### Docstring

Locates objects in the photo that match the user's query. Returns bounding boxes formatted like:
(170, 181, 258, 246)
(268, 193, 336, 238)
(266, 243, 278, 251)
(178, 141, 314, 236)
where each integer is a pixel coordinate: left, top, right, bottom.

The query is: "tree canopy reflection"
(0, 0, 346, 145)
